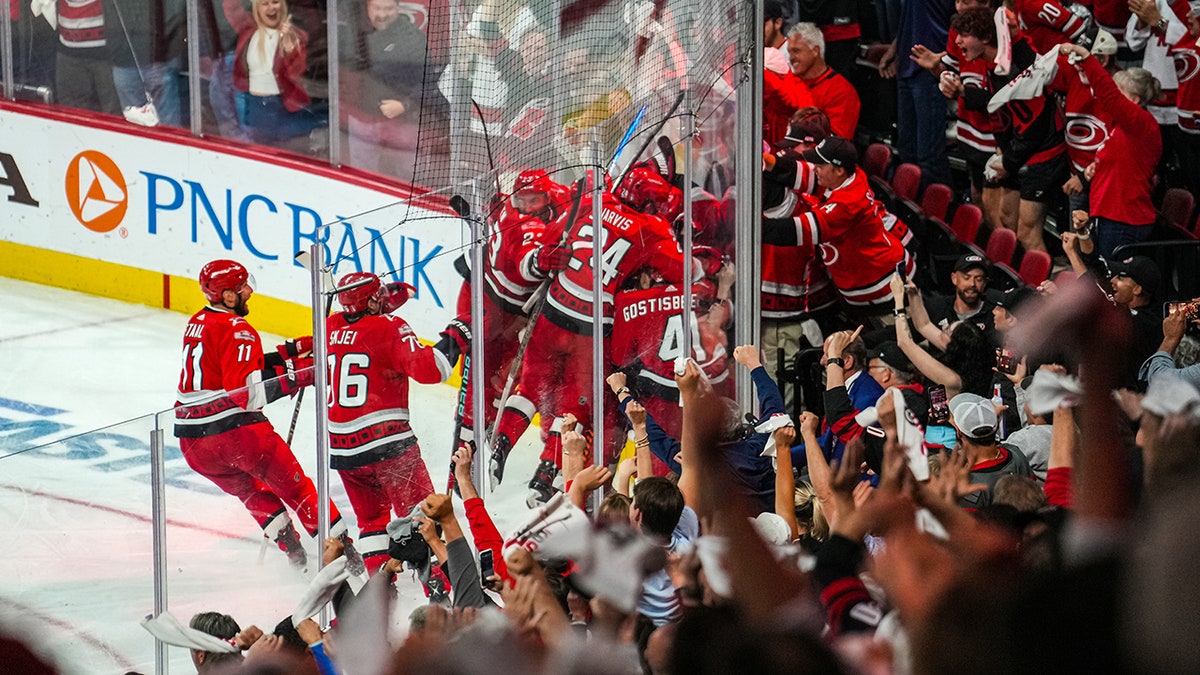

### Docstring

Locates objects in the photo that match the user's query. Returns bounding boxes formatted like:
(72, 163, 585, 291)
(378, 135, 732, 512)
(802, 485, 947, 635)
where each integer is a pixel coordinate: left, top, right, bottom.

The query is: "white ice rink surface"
(0, 278, 546, 674)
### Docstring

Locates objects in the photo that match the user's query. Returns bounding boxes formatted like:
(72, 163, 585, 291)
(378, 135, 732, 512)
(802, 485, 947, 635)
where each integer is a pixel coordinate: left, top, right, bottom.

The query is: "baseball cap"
(994, 285, 1037, 318)
(955, 253, 991, 274)
(872, 340, 913, 373)
(801, 137, 858, 169)
(949, 392, 998, 440)
(1109, 255, 1161, 298)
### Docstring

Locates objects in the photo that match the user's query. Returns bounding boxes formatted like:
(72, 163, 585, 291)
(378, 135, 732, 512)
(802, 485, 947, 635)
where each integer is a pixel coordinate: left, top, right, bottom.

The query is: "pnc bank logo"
(65, 150, 128, 233)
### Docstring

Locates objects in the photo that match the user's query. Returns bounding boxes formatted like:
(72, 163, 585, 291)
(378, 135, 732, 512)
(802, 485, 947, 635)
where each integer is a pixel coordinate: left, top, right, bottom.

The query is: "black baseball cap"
(1109, 255, 1161, 298)
(955, 253, 990, 274)
(801, 137, 857, 169)
(872, 340, 913, 373)
(995, 286, 1037, 318)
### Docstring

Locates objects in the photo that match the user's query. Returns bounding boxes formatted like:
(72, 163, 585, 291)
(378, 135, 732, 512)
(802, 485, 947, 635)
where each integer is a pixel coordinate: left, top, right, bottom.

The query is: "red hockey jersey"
(174, 307, 271, 437)
(484, 202, 550, 314)
(611, 283, 729, 401)
(326, 312, 451, 469)
(1171, 22, 1200, 134)
(790, 168, 912, 307)
(544, 191, 689, 336)
(1048, 53, 1111, 174)
(1015, 0, 1090, 52)
(943, 31, 999, 154)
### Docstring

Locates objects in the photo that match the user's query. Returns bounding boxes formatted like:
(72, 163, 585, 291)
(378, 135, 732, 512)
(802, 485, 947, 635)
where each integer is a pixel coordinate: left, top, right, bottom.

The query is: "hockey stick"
(470, 99, 504, 198)
(483, 176, 587, 491)
(613, 90, 685, 190)
(447, 195, 474, 494)
(606, 104, 648, 174)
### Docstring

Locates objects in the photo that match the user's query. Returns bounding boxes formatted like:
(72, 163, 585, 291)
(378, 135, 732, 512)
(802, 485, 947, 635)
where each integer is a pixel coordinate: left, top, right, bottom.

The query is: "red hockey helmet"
(512, 169, 554, 216)
(199, 259, 252, 304)
(615, 165, 682, 221)
(337, 272, 385, 314)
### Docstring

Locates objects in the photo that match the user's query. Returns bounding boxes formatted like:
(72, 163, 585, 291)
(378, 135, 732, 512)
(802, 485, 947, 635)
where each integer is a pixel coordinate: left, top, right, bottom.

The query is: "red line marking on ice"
(0, 483, 259, 543)
(0, 596, 137, 672)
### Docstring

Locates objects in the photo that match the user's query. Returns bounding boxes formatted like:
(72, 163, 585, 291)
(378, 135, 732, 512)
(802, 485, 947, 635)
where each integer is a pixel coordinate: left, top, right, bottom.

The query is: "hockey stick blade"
(449, 195, 471, 219)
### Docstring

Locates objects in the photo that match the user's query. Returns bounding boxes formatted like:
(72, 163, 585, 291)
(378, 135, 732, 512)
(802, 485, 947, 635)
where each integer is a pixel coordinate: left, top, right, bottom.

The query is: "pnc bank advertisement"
(0, 109, 464, 338)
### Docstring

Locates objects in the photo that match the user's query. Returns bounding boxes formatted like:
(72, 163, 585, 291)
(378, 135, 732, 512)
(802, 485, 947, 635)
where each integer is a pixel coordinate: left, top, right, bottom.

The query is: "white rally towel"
(538, 523, 666, 613)
(756, 412, 795, 457)
(988, 49, 1060, 113)
(765, 46, 791, 75)
(140, 612, 240, 653)
(291, 557, 350, 627)
(31, 0, 56, 29)
(1141, 375, 1200, 422)
(994, 7, 1012, 75)
(1025, 369, 1083, 416)
(503, 492, 593, 559)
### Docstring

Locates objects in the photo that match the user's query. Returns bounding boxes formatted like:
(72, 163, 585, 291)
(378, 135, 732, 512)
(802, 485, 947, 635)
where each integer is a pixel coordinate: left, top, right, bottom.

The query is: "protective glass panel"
(0, 415, 157, 673)
(159, 364, 326, 673)
(196, 0, 330, 156)
(431, 0, 750, 503)
(316, 185, 472, 561)
(334, 0, 450, 186)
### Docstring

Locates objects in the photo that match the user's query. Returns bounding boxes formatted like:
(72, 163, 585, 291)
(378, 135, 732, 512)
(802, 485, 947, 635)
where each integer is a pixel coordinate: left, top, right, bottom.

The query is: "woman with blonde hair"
(223, 0, 326, 145)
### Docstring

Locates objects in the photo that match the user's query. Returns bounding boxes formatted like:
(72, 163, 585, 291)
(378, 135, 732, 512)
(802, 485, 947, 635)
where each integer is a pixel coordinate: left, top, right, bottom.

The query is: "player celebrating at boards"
(173, 259, 350, 571)
(326, 272, 452, 573)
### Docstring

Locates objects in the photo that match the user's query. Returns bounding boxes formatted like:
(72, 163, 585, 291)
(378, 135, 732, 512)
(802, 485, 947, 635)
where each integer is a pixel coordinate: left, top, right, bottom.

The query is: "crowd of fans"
(11, 0, 1200, 673)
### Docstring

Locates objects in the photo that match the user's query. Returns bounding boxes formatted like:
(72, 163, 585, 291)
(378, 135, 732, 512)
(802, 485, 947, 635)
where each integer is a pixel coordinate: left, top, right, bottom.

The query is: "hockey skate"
(489, 436, 512, 490)
(526, 459, 562, 509)
(338, 532, 367, 577)
(274, 522, 308, 571)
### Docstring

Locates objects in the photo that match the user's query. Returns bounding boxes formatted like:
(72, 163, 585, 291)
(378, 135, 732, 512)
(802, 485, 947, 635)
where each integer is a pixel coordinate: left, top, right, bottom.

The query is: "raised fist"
(380, 282, 416, 314)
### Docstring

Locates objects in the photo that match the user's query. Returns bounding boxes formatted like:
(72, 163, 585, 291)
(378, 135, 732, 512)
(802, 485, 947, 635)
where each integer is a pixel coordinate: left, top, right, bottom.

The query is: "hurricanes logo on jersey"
(65, 150, 128, 233)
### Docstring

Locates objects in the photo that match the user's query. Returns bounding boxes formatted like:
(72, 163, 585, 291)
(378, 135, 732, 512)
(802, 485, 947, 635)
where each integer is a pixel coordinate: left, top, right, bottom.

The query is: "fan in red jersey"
(762, 137, 913, 322)
(174, 259, 349, 571)
(326, 271, 452, 573)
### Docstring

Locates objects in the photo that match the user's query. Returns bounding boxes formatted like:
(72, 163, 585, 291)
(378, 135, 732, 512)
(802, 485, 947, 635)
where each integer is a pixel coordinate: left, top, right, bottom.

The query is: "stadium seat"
(1161, 187, 1195, 230)
(863, 143, 892, 180)
(949, 204, 982, 246)
(985, 227, 1018, 267)
(1018, 249, 1052, 286)
(921, 183, 954, 222)
(890, 163, 922, 202)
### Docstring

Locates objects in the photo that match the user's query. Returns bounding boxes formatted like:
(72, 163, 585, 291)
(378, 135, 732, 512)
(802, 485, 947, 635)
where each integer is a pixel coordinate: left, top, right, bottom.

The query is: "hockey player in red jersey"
(441, 171, 574, 478)
(505, 169, 700, 505)
(174, 259, 346, 570)
(610, 263, 734, 458)
(326, 271, 452, 572)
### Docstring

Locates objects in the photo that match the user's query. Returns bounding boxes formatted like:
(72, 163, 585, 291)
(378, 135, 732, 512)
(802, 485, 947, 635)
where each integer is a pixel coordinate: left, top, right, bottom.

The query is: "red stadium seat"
(863, 143, 892, 179)
(890, 163, 922, 202)
(921, 183, 953, 221)
(949, 204, 982, 246)
(985, 227, 1018, 267)
(1018, 249, 1052, 286)
(1161, 187, 1195, 230)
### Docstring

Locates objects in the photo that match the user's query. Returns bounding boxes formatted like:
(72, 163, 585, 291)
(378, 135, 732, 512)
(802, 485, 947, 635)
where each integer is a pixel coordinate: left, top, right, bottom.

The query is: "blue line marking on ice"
(0, 397, 66, 417)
